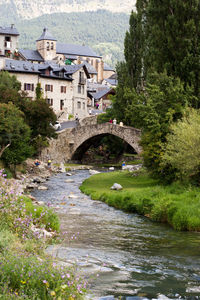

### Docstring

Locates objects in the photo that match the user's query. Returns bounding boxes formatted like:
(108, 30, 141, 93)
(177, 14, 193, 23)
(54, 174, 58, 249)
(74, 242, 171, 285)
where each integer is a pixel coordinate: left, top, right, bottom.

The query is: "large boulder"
(110, 183, 123, 190)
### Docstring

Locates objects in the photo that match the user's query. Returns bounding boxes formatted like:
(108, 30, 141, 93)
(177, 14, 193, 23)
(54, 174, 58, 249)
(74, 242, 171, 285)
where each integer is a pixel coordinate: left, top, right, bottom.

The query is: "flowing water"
(31, 170, 200, 300)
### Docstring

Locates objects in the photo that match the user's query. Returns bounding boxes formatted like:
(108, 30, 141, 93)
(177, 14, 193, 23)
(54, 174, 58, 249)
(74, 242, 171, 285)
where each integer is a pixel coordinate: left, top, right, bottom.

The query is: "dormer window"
(51, 42, 54, 50)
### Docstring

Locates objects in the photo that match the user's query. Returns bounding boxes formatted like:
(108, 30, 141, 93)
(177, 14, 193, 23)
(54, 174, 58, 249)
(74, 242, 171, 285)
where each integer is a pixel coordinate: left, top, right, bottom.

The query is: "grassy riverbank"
(80, 170, 200, 231)
(0, 170, 87, 299)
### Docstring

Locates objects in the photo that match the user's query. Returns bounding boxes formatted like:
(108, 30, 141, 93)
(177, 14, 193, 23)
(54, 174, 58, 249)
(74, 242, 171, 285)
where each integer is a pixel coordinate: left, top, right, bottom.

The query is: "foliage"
(0, 103, 33, 167)
(0, 72, 57, 159)
(23, 196, 60, 232)
(112, 0, 200, 180)
(0, 170, 87, 298)
(35, 83, 43, 100)
(80, 170, 200, 231)
(144, 0, 200, 99)
(162, 108, 200, 182)
(124, 10, 144, 89)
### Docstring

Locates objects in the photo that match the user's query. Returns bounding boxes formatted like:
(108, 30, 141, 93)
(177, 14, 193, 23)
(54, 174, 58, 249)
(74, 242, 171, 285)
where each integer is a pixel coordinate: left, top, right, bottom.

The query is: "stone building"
(0, 25, 19, 57)
(19, 27, 114, 83)
(2, 59, 89, 118)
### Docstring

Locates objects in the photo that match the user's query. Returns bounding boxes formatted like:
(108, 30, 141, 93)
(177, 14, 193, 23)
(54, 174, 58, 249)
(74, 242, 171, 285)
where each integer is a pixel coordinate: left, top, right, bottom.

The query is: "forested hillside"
(15, 10, 129, 67)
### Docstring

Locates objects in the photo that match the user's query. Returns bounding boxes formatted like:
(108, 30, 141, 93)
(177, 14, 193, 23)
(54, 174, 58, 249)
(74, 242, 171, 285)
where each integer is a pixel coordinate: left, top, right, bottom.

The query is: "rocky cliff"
(0, 0, 136, 20)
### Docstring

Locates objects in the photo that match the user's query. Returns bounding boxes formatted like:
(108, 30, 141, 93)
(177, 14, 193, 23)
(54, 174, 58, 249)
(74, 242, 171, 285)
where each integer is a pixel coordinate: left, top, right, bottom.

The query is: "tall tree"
(124, 10, 144, 90)
(145, 0, 200, 99)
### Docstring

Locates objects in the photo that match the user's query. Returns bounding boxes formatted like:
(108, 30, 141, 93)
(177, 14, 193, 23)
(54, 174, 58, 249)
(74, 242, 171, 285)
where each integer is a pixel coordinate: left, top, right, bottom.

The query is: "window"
(45, 84, 53, 92)
(46, 98, 53, 106)
(82, 85, 85, 94)
(78, 85, 81, 93)
(83, 102, 85, 109)
(60, 100, 64, 110)
(51, 42, 54, 50)
(77, 101, 81, 109)
(47, 42, 50, 51)
(61, 86, 66, 93)
(79, 71, 85, 84)
(24, 83, 34, 91)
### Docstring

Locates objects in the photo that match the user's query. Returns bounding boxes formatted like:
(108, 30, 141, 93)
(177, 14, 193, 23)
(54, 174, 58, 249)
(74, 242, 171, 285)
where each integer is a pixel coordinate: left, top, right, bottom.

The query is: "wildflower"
(50, 291, 56, 296)
(21, 280, 26, 284)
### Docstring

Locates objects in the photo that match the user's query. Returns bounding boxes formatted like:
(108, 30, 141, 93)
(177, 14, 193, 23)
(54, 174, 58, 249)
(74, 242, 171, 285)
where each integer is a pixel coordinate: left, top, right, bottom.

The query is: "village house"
(0, 25, 19, 58)
(0, 25, 116, 118)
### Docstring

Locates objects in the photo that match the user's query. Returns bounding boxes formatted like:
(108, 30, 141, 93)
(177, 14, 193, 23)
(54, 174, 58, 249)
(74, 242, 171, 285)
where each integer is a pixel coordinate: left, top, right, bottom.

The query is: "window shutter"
(24, 83, 26, 90)
(51, 85, 53, 92)
(32, 84, 34, 91)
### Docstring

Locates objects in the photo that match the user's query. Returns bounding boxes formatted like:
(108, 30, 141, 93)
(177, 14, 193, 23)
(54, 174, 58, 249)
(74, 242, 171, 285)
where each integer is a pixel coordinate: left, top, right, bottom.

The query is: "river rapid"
(31, 170, 200, 300)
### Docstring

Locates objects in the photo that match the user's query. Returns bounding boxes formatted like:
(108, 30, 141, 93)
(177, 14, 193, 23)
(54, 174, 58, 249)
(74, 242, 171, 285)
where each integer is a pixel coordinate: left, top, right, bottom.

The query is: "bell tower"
(36, 28, 57, 61)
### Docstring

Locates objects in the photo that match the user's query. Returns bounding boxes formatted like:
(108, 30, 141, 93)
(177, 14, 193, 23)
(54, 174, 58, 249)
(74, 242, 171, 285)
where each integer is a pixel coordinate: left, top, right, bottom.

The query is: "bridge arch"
(40, 121, 142, 163)
(70, 123, 141, 161)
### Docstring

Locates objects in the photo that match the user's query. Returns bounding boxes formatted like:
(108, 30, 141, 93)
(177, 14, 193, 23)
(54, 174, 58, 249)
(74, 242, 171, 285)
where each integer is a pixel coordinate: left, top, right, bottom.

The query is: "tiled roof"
(57, 43, 101, 58)
(36, 28, 57, 42)
(19, 49, 44, 62)
(0, 26, 19, 36)
(82, 61, 97, 74)
(4, 59, 72, 81)
(4, 59, 40, 73)
(104, 78, 118, 86)
(92, 87, 114, 100)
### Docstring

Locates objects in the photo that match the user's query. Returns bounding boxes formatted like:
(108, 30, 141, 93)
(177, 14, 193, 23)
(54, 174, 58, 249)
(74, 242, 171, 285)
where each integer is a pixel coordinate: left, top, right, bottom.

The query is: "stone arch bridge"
(41, 117, 142, 163)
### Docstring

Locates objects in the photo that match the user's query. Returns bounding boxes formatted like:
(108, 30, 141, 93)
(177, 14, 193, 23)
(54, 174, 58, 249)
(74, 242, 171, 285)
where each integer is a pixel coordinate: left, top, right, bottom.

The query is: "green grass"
(80, 171, 200, 231)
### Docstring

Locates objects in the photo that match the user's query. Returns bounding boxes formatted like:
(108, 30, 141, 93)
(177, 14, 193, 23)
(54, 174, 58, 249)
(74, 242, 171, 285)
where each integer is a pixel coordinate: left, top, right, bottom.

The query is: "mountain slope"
(0, 0, 136, 21)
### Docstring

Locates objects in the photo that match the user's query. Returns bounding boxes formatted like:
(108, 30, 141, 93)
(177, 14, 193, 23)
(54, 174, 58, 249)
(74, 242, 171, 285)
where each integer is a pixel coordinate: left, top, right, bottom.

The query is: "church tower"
(36, 28, 57, 61)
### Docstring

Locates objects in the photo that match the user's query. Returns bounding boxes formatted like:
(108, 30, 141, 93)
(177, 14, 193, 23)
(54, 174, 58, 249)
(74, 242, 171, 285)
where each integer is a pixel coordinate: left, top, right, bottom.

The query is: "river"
(31, 170, 200, 300)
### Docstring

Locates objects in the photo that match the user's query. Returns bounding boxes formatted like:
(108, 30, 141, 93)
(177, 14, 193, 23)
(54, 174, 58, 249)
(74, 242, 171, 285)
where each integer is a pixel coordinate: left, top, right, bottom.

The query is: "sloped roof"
(104, 78, 118, 86)
(57, 43, 101, 58)
(64, 63, 90, 78)
(82, 61, 97, 74)
(19, 49, 44, 62)
(0, 26, 19, 36)
(36, 28, 57, 42)
(92, 87, 114, 100)
(4, 59, 40, 73)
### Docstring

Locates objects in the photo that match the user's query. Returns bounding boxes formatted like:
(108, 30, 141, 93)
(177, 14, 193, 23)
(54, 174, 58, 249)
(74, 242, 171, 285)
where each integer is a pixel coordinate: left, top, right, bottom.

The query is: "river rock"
(38, 185, 48, 190)
(69, 194, 78, 199)
(65, 179, 75, 183)
(66, 172, 73, 176)
(122, 164, 142, 171)
(27, 183, 38, 189)
(89, 169, 100, 175)
(33, 176, 45, 183)
(110, 183, 123, 190)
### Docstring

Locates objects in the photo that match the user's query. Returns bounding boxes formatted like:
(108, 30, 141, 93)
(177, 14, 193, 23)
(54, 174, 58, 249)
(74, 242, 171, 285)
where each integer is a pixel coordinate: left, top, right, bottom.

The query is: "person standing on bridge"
(113, 118, 117, 125)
